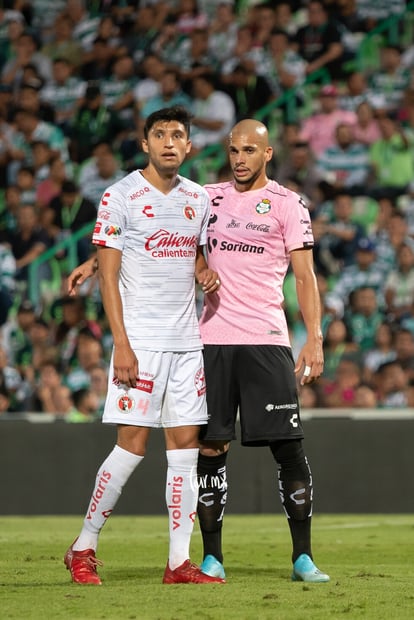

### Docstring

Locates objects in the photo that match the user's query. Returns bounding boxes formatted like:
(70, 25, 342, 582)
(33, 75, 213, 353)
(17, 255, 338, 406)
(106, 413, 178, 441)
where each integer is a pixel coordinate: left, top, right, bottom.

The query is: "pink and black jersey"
(200, 179, 314, 346)
(92, 170, 210, 352)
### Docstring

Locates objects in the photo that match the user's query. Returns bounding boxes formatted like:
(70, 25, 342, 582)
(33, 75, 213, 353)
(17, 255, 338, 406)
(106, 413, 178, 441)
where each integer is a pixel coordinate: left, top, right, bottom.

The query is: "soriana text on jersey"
(144, 229, 198, 258)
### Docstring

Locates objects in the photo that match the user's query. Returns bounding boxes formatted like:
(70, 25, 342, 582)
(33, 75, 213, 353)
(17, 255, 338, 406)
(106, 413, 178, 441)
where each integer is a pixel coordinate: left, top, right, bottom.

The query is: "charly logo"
(255, 198, 271, 214)
(195, 367, 206, 396)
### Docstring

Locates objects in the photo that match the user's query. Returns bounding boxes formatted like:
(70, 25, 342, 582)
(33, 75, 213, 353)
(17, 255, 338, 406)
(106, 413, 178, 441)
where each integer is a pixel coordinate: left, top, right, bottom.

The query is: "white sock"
(166, 448, 199, 570)
(73, 445, 143, 552)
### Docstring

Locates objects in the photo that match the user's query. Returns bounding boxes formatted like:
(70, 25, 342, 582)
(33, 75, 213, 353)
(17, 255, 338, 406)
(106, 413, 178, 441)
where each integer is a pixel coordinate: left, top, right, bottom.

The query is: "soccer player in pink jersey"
(64, 107, 225, 586)
(197, 119, 329, 583)
(68, 118, 329, 584)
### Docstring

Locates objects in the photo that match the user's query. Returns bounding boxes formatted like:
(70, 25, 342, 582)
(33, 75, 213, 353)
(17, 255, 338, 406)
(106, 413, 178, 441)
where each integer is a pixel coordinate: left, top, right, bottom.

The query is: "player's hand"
(113, 343, 139, 388)
(67, 257, 97, 295)
(295, 342, 324, 386)
(196, 269, 221, 294)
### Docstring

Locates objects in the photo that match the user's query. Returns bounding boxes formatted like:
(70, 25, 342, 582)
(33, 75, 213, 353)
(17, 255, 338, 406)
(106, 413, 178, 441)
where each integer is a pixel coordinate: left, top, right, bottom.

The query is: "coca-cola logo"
(246, 222, 270, 233)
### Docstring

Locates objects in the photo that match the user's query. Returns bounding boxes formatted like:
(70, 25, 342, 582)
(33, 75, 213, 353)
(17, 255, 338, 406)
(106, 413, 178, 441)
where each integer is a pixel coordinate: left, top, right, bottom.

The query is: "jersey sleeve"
(281, 190, 314, 252)
(92, 185, 128, 251)
(198, 190, 211, 247)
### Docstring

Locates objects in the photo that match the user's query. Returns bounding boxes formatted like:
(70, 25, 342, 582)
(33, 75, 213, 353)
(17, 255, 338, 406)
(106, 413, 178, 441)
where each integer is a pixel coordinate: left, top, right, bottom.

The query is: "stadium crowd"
(0, 0, 414, 417)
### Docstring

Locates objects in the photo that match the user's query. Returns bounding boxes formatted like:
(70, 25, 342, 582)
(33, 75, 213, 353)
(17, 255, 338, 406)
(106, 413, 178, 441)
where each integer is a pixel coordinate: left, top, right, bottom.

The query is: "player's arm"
(290, 248, 324, 385)
(67, 254, 98, 295)
(195, 246, 221, 294)
(97, 246, 138, 388)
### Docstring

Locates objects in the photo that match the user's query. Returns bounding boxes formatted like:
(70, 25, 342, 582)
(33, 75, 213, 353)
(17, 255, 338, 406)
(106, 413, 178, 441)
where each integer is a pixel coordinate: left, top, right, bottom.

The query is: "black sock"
(197, 452, 228, 564)
(270, 440, 313, 563)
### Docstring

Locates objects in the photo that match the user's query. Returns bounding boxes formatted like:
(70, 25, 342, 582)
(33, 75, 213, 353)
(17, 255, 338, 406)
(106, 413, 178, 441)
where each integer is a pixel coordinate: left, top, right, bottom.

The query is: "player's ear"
(265, 146, 273, 162)
(186, 139, 192, 154)
(142, 139, 149, 153)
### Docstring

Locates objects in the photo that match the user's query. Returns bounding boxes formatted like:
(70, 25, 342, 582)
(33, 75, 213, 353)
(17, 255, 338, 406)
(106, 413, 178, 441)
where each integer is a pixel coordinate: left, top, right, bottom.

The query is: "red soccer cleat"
(162, 559, 226, 584)
(64, 541, 103, 585)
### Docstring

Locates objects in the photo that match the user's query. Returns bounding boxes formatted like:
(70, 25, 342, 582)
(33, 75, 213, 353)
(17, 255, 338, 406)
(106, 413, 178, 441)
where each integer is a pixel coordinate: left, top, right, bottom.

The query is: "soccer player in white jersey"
(63, 106, 225, 586)
(197, 119, 329, 583)
(68, 119, 330, 584)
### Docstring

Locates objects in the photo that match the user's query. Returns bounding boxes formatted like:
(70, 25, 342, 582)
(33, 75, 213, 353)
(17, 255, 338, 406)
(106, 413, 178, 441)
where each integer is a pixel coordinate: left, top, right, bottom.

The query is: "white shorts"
(102, 349, 208, 428)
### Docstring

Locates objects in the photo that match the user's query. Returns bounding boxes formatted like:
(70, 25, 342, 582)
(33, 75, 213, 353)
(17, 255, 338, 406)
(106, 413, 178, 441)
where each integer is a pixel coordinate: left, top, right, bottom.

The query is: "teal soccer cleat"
(291, 554, 330, 583)
(200, 555, 226, 580)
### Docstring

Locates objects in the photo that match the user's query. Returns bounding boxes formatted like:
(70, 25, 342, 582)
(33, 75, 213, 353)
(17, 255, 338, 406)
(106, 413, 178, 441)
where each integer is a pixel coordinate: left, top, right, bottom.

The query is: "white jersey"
(92, 170, 210, 352)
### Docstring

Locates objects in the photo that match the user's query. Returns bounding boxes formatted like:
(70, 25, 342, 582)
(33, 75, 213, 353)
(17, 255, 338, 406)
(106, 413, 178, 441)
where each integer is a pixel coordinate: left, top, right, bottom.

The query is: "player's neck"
(140, 166, 179, 194)
(234, 174, 269, 193)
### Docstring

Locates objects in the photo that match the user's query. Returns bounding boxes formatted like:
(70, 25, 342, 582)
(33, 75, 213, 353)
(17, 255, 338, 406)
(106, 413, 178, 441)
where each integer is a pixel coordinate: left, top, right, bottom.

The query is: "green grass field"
(1, 514, 413, 620)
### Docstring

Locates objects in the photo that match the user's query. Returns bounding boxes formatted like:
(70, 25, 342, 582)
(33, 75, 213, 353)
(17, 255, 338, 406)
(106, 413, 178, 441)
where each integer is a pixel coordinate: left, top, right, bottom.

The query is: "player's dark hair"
(143, 106, 193, 139)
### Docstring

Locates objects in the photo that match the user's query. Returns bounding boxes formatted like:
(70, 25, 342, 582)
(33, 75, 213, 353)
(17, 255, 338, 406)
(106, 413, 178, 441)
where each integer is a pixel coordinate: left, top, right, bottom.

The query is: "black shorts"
(200, 344, 304, 446)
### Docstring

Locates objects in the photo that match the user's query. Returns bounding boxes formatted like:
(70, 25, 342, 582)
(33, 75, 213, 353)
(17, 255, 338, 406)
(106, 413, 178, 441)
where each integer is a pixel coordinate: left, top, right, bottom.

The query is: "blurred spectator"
(39, 57, 86, 136)
(325, 236, 386, 317)
(70, 83, 122, 163)
(353, 383, 378, 407)
(373, 359, 414, 408)
(345, 285, 385, 351)
(65, 332, 104, 392)
(139, 68, 192, 123)
(222, 61, 274, 121)
(362, 321, 396, 383)
(65, 387, 99, 422)
(352, 100, 381, 146)
(89, 363, 109, 417)
(319, 357, 362, 407)
(275, 140, 319, 206)
(35, 154, 68, 211)
(368, 115, 414, 200)
(338, 71, 372, 112)
(292, 0, 346, 80)
(28, 317, 57, 373)
(0, 384, 11, 415)
(322, 317, 360, 383)
(315, 122, 370, 195)
(32, 140, 53, 185)
(9, 203, 51, 284)
(0, 344, 31, 412)
(100, 53, 136, 130)
(393, 327, 414, 384)
(174, 0, 209, 35)
(80, 36, 117, 82)
(0, 241, 16, 327)
(368, 44, 411, 115)
(246, 2, 277, 51)
(16, 166, 36, 205)
(299, 84, 357, 157)
(1, 31, 52, 91)
(313, 193, 366, 276)
(0, 10, 26, 70)
(174, 28, 218, 93)
(66, 0, 101, 53)
(190, 74, 235, 155)
(151, 16, 186, 67)
(9, 107, 70, 182)
(32, 360, 67, 414)
(52, 295, 101, 373)
(78, 149, 124, 208)
(123, 4, 160, 66)
(255, 28, 306, 108)
(384, 241, 414, 322)
(45, 180, 96, 263)
(220, 24, 258, 77)
(17, 82, 55, 124)
(40, 13, 84, 69)
(1, 299, 36, 368)
(207, 1, 239, 63)
(133, 53, 165, 112)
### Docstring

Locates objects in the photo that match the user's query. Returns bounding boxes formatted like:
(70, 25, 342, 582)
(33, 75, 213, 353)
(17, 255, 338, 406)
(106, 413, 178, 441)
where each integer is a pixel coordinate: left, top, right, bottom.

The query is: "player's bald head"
(229, 119, 269, 146)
